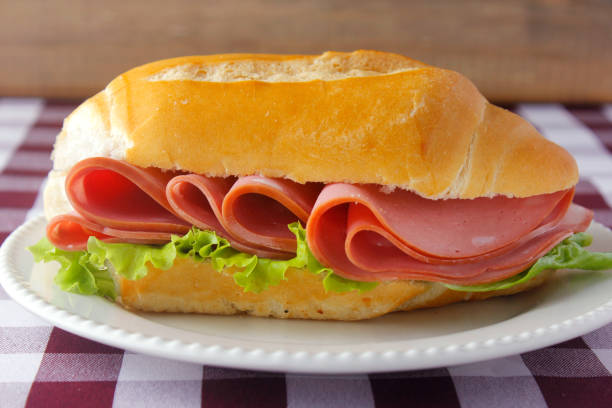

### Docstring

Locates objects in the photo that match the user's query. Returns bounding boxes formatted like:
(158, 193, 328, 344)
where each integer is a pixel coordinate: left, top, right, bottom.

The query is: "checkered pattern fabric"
(0, 98, 611, 407)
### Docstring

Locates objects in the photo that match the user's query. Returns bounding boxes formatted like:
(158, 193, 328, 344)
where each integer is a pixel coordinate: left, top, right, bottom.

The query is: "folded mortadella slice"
(306, 183, 593, 285)
(48, 158, 191, 250)
(165, 174, 290, 258)
(166, 174, 322, 257)
(346, 205, 591, 284)
(316, 184, 570, 259)
(222, 176, 322, 252)
(165, 174, 235, 234)
(47, 213, 173, 251)
(65, 157, 190, 234)
(345, 187, 574, 266)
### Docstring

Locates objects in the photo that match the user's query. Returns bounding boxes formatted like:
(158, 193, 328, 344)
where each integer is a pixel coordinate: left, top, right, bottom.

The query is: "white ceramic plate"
(2, 215, 612, 374)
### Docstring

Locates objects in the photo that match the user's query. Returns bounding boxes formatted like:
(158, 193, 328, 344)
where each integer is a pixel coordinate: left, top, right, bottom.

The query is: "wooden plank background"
(1, 0, 611, 102)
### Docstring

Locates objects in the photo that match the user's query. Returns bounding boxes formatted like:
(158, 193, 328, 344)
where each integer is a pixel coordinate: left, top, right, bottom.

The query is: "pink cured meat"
(51, 158, 594, 285)
(46, 213, 173, 251)
(166, 174, 322, 258)
(66, 157, 190, 233)
(306, 183, 593, 285)
(49, 158, 191, 250)
(53, 158, 322, 258)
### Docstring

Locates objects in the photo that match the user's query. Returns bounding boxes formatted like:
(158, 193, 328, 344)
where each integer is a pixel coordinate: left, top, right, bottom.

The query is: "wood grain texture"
(1, 0, 611, 101)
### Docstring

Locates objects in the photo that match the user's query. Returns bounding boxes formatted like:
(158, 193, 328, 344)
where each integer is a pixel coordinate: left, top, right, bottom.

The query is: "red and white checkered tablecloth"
(1, 98, 612, 407)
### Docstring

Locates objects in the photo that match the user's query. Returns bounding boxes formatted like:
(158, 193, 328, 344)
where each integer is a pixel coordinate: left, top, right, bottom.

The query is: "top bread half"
(51, 50, 578, 199)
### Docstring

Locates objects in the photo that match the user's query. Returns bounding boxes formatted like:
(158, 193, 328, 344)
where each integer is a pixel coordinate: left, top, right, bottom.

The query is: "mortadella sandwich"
(30, 50, 611, 320)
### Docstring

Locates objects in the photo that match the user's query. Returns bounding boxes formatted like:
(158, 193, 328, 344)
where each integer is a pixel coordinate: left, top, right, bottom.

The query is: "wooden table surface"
(1, 0, 611, 102)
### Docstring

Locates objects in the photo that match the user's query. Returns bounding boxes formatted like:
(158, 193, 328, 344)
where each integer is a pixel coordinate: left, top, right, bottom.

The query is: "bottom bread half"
(116, 257, 553, 321)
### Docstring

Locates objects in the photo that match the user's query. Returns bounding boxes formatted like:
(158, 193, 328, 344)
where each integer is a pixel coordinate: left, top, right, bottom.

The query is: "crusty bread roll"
(45, 50, 575, 320)
(51, 50, 577, 199)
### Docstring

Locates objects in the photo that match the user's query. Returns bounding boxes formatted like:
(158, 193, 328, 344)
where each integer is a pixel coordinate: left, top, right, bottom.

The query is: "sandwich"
(29, 50, 612, 320)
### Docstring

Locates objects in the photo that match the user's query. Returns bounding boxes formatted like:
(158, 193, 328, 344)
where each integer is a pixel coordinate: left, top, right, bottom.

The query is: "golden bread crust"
(117, 257, 553, 321)
(53, 50, 578, 199)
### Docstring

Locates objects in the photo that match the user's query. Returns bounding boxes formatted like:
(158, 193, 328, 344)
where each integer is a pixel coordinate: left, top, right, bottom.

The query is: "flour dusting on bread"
(147, 51, 423, 83)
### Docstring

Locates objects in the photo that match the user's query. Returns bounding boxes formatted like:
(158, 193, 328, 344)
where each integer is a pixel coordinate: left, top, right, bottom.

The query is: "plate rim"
(2, 215, 612, 374)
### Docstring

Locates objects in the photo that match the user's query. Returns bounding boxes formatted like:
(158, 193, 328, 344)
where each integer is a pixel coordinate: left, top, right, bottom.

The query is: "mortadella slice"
(314, 183, 569, 259)
(306, 183, 592, 285)
(346, 203, 593, 284)
(47, 213, 173, 251)
(221, 176, 322, 252)
(49, 158, 191, 251)
(66, 157, 190, 233)
(165, 174, 292, 259)
(166, 174, 322, 257)
(344, 187, 573, 266)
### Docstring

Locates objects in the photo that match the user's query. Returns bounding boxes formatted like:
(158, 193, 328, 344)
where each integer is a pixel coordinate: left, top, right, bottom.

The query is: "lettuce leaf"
(28, 223, 377, 298)
(444, 232, 612, 292)
(170, 222, 378, 293)
(29, 238, 116, 299)
(87, 238, 176, 280)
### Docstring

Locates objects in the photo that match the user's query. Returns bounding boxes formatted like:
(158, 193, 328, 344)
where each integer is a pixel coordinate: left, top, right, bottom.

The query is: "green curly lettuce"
(28, 222, 377, 298)
(29, 238, 117, 299)
(170, 222, 377, 293)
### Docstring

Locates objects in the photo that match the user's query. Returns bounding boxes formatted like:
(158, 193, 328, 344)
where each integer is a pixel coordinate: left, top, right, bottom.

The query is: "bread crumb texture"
(147, 51, 424, 82)
(117, 258, 553, 321)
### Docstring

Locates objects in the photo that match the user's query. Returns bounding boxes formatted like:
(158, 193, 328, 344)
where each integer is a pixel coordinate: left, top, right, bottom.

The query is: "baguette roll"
(43, 50, 583, 320)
